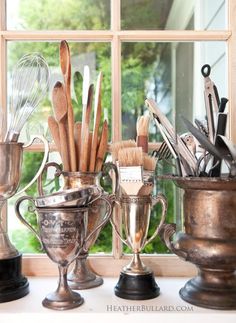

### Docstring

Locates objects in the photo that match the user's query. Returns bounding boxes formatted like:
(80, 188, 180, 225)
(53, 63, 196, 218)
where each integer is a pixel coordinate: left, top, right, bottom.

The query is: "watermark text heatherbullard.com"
(106, 304, 194, 313)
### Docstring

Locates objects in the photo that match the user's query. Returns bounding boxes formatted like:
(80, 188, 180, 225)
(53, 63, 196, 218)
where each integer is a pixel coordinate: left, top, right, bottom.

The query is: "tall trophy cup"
(111, 193, 167, 300)
(38, 161, 117, 289)
(0, 136, 48, 302)
(15, 193, 113, 310)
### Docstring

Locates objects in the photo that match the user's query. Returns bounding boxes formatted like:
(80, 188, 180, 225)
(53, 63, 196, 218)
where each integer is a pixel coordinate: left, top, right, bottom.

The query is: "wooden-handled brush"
(117, 147, 144, 195)
(136, 115, 150, 153)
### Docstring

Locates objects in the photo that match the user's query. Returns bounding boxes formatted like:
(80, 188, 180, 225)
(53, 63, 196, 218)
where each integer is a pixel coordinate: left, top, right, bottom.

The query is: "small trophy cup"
(15, 194, 112, 310)
(111, 194, 167, 300)
(0, 136, 48, 302)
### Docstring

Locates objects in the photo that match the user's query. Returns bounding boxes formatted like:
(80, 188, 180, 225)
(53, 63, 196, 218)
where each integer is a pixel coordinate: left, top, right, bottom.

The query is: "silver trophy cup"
(15, 194, 112, 310)
(111, 194, 167, 300)
(0, 137, 48, 302)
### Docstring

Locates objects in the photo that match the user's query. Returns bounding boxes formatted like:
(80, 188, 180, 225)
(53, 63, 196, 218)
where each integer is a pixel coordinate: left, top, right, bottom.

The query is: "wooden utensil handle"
(58, 122, 70, 172)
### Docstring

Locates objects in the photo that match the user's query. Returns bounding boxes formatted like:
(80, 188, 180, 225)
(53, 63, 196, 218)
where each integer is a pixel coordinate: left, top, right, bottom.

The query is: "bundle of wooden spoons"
(48, 40, 108, 173)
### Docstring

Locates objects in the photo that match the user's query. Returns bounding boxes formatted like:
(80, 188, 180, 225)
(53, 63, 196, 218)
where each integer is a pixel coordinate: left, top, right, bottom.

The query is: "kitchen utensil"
(95, 120, 108, 172)
(145, 98, 196, 175)
(5, 53, 49, 142)
(219, 97, 228, 113)
(89, 72, 103, 171)
(74, 121, 82, 168)
(80, 84, 94, 171)
(60, 40, 76, 171)
(182, 117, 236, 176)
(52, 81, 70, 171)
(111, 140, 136, 161)
(210, 113, 227, 176)
(48, 116, 61, 153)
(136, 115, 150, 153)
(201, 64, 220, 142)
(118, 147, 144, 195)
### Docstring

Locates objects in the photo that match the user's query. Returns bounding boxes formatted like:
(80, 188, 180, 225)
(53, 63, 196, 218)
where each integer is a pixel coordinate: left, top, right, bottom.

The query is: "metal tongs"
(201, 64, 220, 142)
(145, 98, 197, 176)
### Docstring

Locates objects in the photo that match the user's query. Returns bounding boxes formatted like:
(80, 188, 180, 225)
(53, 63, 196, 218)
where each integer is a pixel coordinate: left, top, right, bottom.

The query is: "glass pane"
(7, 41, 111, 143)
(121, 41, 227, 253)
(121, 0, 226, 30)
(7, 0, 110, 30)
(7, 40, 112, 254)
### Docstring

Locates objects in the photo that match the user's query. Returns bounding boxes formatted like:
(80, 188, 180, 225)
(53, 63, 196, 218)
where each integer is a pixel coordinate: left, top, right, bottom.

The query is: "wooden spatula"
(89, 72, 103, 172)
(60, 40, 76, 171)
(48, 116, 61, 153)
(95, 120, 108, 172)
(52, 81, 70, 171)
(80, 84, 94, 172)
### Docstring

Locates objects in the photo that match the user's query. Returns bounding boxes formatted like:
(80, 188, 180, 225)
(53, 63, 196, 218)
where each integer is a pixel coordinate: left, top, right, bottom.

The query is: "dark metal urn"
(161, 177, 236, 310)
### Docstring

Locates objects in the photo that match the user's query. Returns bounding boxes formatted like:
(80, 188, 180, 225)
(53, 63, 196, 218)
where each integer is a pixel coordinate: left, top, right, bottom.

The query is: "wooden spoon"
(95, 119, 108, 172)
(74, 121, 82, 170)
(52, 81, 70, 171)
(48, 116, 61, 153)
(80, 84, 94, 171)
(60, 40, 77, 171)
(89, 72, 103, 171)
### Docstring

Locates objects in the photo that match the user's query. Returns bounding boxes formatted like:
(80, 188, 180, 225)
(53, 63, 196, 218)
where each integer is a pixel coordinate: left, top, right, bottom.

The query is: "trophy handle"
(144, 193, 168, 248)
(83, 195, 114, 252)
(14, 195, 42, 246)
(159, 223, 188, 259)
(37, 162, 62, 196)
(16, 135, 49, 196)
(101, 162, 119, 195)
(109, 199, 131, 248)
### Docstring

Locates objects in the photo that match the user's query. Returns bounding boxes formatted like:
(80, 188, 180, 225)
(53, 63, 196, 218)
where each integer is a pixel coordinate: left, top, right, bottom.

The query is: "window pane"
(7, 0, 110, 30)
(7, 41, 111, 143)
(121, 41, 227, 140)
(121, 0, 226, 30)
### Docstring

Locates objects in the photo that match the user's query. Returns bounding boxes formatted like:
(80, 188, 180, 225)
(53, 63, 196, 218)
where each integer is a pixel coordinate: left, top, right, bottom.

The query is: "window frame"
(0, 0, 235, 277)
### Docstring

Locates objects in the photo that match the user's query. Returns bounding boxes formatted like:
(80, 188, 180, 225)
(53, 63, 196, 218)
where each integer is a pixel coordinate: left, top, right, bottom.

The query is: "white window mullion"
(111, 0, 123, 259)
(228, 0, 236, 143)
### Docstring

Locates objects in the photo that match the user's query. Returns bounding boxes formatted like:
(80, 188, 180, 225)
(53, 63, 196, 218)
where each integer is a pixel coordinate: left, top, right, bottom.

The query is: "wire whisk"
(5, 53, 50, 142)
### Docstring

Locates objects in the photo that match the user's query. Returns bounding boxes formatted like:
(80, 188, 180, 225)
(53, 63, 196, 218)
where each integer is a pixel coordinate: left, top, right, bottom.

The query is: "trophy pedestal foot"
(68, 255, 103, 290)
(0, 254, 29, 303)
(179, 268, 236, 310)
(69, 275, 103, 290)
(114, 272, 160, 300)
(42, 290, 84, 311)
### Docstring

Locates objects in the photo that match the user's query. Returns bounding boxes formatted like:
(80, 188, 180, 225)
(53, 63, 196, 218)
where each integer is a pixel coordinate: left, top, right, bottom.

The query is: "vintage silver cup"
(111, 194, 167, 300)
(38, 161, 117, 289)
(0, 136, 48, 302)
(15, 194, 112, 310)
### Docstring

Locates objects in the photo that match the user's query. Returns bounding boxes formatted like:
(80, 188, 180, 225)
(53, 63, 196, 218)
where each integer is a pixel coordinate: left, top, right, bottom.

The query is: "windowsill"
(0, 277, 235, 323)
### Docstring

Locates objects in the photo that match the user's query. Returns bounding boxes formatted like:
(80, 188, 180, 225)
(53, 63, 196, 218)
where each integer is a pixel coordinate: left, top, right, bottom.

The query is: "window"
(0, 0, 235, 277)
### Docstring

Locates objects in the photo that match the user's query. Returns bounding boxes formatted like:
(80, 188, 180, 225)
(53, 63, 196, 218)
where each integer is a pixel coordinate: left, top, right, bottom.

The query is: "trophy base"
(42, 290, 84, 311)
(69, 275, 103, 290)
(114, 272, 160, 300)
(179, 268, 236, 310)
(0, 254, 29, 303)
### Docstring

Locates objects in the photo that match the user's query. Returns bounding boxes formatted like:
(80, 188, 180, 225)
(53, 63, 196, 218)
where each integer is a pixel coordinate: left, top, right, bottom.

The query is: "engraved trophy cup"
(15, 193, 112, 310)
(38, 161, 117, 289)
